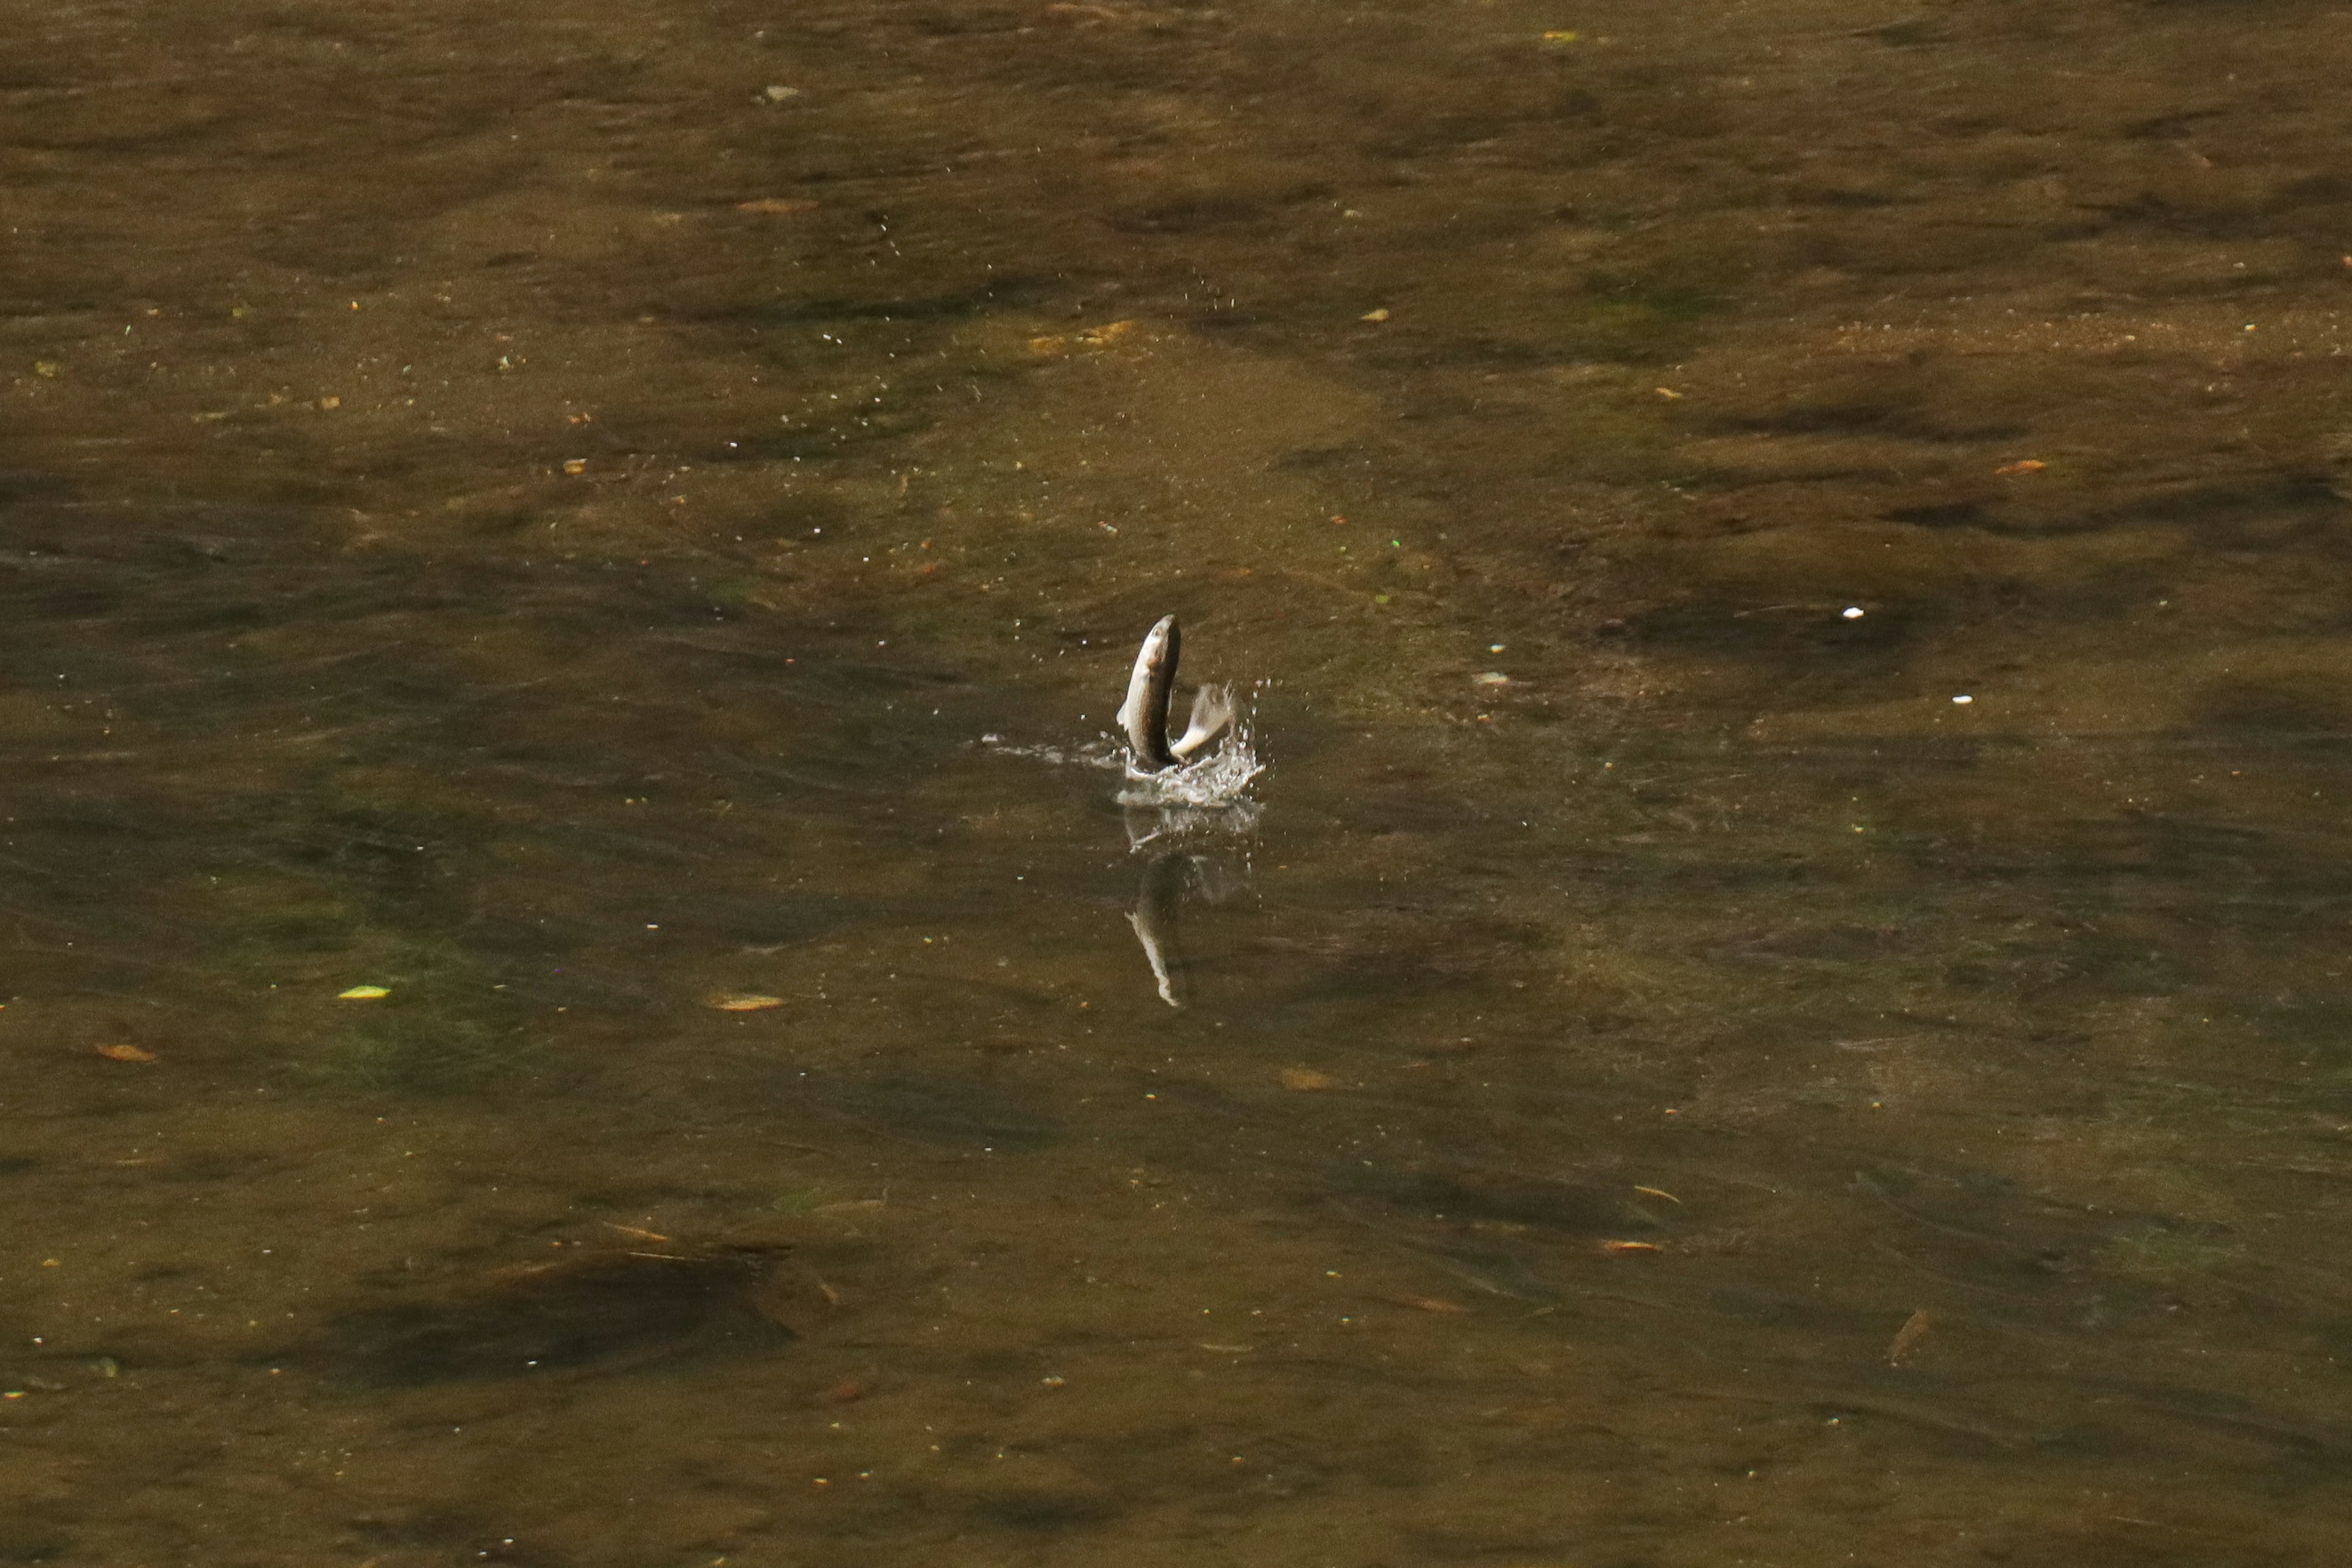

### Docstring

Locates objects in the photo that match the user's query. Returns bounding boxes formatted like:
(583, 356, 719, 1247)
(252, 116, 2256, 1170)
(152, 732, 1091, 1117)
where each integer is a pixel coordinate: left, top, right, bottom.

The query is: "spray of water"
(1117, 684, 1265, 812)
(982, 681, 1267, 813)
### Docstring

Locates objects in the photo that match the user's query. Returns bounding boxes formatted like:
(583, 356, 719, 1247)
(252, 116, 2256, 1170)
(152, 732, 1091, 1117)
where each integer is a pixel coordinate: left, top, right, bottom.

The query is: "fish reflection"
(1123, 809, 1249, 1009)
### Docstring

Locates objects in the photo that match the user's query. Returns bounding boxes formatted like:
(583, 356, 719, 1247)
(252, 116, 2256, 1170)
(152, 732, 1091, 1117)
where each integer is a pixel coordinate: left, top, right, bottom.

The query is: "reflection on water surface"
(6, 0, 2352, 1561)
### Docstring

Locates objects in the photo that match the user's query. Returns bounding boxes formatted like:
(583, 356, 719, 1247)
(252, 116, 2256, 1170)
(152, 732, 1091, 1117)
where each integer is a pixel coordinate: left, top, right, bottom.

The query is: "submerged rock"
(288, 1241, 844, 1388)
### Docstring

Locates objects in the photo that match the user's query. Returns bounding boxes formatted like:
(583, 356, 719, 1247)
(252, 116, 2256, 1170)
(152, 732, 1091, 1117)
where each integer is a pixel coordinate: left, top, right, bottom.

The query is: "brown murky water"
(7, 1, 2352, 1562)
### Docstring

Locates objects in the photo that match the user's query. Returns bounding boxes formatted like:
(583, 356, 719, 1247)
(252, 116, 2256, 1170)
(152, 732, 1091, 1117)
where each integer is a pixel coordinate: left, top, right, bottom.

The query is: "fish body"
(1170, 682, 1233, 764)
(1118, 614, 1182, 770)
(1117, 614, 1231, 772)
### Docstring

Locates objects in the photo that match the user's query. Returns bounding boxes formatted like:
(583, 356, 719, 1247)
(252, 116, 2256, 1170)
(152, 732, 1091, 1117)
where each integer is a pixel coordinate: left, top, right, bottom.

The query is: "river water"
(6, 1, 2351, 1563)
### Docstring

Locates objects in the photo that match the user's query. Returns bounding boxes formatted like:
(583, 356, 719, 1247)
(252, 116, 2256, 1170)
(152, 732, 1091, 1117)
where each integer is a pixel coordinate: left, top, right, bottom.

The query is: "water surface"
(6, 1, 2352, 1563)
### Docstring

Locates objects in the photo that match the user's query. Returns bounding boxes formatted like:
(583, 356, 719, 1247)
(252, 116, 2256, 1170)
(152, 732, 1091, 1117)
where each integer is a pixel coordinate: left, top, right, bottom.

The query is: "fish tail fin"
(1167, 683, 1233, 763)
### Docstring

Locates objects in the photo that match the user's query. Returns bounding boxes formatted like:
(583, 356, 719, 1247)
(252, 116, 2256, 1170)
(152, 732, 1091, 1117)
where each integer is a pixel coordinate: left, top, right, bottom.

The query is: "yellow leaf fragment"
(1599, 1239, 1662, 1254)
(1994, 459, 2046, 477)
(1280, 1067, 1338, 1091)
(562, 458, 587, 474)
(1632, 1185, 1682, 1204)
(709, 992, 785, 1012)
(1887, 1307, 1934, 1365)
(337, 985, 390, 1000)
(736, 197, 820, 215)
(1654, 386, 1684, 400)
(93, 1043, 158, 1063)
(318, 396, 341, 410)
(1542, 29, 1581, 43)
(1361, 307, 1391, 322)
(1030, 320, 1138, 357)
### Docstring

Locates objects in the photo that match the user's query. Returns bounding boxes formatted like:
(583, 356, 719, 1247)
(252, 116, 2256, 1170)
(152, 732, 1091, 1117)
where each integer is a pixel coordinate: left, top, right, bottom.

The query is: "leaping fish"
(1116, 614, 1232, 772)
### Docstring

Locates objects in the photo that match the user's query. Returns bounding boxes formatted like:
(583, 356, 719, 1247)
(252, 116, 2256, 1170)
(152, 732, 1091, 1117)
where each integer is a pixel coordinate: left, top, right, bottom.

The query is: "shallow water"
(6, 1, 2352, 1562)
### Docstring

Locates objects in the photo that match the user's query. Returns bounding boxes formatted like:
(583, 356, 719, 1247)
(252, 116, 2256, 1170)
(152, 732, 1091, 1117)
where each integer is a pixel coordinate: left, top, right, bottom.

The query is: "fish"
(1116, 614, 1232, 772)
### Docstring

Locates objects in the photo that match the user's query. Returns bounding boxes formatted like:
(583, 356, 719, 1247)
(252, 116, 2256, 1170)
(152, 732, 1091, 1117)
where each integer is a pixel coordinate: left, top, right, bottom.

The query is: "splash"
(976, 735, 1119, 770)
(982, 685, 1266, 800)
(981, 682, 1266, 851)
(1116, 682, 1266, 815)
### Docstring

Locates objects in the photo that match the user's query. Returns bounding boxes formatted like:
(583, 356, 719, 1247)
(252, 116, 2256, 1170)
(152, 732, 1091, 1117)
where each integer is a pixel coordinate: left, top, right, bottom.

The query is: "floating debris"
(1029, 319, 1139, 356)
(708, 992, 786, 1012)
(1280, 1067, 1338, 1091)
(337, 985, 390, 1000)
(93, 1043, 157, 1063)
